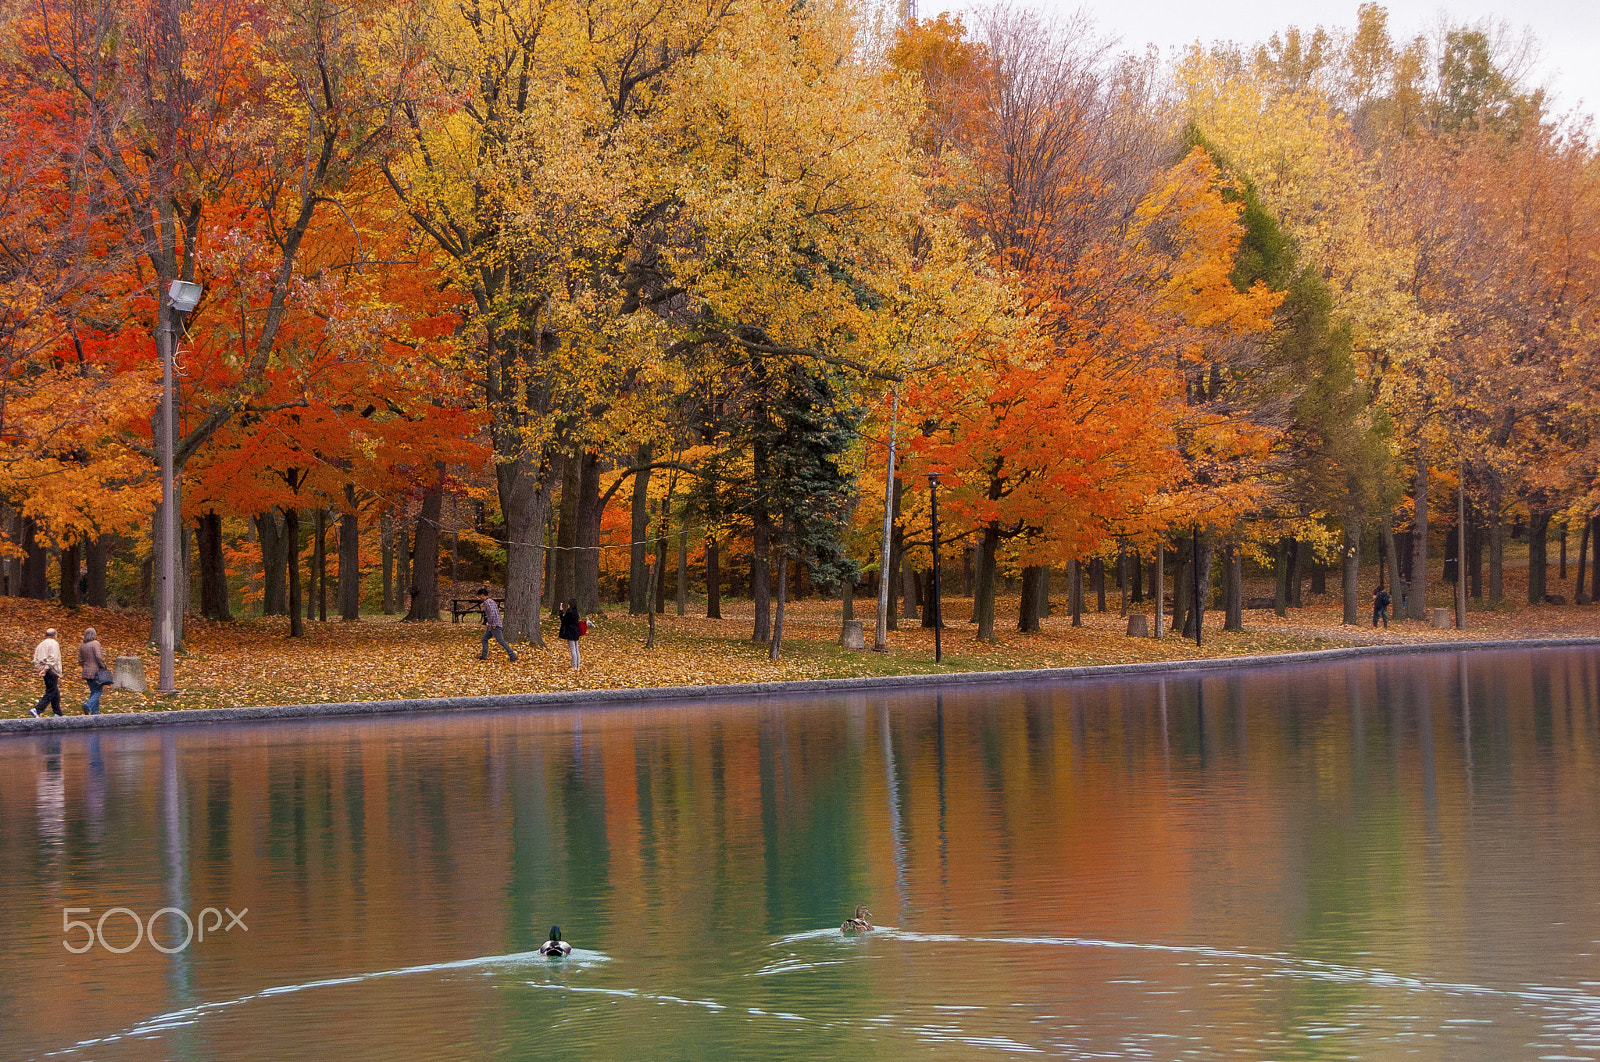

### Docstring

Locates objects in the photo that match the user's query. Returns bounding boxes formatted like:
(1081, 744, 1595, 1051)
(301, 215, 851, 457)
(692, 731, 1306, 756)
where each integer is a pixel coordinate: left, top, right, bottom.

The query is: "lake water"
(3, 648, 1600, 1061)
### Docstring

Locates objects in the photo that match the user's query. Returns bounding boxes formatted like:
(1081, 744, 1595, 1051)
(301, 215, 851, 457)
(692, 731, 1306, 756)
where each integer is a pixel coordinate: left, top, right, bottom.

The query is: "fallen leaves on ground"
(2, 592, 1595, 717)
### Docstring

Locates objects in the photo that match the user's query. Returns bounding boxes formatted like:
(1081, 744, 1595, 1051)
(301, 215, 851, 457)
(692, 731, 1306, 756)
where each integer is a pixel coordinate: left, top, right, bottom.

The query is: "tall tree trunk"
(21, 517, 48, 599)
(1273, 536, 1290, 617)
(0, 504, 13, 596)
(178, 519, 192, 627)
(974, 521, 999, 642)
(197, 511, 230, 620)
(1183, 534, 1213, 638)
(839, 574, 857, 645)
(705, 537, 722, 618)
(1091, 557, 1106, 612)
(1225, 539, 1243, 631)
(1408, 448, 1429, 620)
(1175, 534, 1191, 635)
(339, 491, 360, 621)
(576, 451, 603, 615)
(1342, 517, 1361, 625)
(1037, 564, 1051, 617)
(1310, 562, 1327, 595)
(552, 451, 579, 614)
(1153, 543, 1165, 638)
(676, 527, 688, 616)
(900, 551, 919, 620)
(1018, 565, 1043, 632)
(1069, 558, 1083, 627)
(1380, 512, 1402, 604)
(86, 535, 109, 608)
(285, 507, 303, 638)
(629, 443, 653, 614)
(887, 479, 904, 630)
(496, 451, 553, 646)
(405, 481, 443, 622)
(1130, 548, 1144, 604)
(1468, 502, 1483, 599)
(654, 503, 668, 615)
(1527, 509, 1552, 604)
(644, 507, 660, 650)
(314, 507, 328, 622)
(1488, 492, 1503, 604)
(1287, 537, 1303, 608)
(59, 541, 81, 608)
(258, 513, 286, 615)
(769, 519, 790, 661)
(396, 501, 411, 606)
(1575, 519, 1590, 605)
(752, 508, 772, 643)
(380, 508, 394, 614)
(1592, 515, 1600, 603)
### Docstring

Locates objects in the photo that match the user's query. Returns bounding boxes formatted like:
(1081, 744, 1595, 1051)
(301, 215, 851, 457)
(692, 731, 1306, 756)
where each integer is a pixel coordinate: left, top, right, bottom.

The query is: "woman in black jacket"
(558, 599, 584, 670)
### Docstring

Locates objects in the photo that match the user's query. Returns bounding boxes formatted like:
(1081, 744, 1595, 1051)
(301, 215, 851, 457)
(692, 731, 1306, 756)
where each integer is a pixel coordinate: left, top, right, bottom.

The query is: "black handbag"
(95, 668, 114, 685)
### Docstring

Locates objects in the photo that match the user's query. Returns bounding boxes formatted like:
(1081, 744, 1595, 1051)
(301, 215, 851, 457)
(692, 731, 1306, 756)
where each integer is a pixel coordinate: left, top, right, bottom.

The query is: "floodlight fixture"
(167, 280, 203, 312)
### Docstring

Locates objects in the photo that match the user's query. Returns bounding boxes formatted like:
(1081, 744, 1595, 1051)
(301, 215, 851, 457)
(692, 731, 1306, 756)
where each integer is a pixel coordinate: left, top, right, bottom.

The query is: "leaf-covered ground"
(4, 589, 1596, 717)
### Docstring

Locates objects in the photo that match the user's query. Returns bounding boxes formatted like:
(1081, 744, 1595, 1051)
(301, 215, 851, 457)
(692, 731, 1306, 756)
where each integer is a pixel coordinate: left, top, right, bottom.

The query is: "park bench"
(450, 597, 505, 623)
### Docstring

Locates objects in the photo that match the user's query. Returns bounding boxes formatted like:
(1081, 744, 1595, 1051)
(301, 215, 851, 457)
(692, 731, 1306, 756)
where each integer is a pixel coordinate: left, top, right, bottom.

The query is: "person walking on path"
(79, 628, 109, 714)
(558, 599, 585, 671)
(477, 587, 517, 662)
(29, 627, 62, 717)
(1372, 585, 1391, 629)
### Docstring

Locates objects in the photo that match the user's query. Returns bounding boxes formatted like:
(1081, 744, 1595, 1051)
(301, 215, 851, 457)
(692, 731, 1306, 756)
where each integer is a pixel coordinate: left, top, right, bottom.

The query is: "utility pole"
(874, 392, 898, 652)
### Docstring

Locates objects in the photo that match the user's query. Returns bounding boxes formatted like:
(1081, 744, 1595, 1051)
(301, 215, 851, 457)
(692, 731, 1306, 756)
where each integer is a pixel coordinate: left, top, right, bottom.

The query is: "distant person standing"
(29, 627, 62, 717)
(477, 587, 517, 662)
(79, 627, 109, 714)
(558, 599, 585, 671)
(1372, 585, 1391, 629)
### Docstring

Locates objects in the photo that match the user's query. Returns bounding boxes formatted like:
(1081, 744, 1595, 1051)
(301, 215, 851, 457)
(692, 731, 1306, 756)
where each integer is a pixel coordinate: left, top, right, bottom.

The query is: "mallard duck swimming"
(539, 925, 572, 957)
(841, 904, 873, 934)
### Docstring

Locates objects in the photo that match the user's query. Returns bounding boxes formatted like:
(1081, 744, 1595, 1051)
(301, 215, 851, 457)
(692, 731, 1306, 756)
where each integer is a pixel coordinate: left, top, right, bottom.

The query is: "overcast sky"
(930, 0, 1598, 124)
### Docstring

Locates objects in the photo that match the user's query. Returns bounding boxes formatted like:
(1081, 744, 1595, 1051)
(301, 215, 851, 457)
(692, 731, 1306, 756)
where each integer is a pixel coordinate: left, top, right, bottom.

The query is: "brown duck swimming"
(841, 904, 873, 934)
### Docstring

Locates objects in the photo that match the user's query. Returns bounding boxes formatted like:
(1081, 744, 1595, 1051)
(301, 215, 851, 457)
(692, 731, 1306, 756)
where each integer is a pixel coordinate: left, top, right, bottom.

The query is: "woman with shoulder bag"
(80, 628, 113, 715)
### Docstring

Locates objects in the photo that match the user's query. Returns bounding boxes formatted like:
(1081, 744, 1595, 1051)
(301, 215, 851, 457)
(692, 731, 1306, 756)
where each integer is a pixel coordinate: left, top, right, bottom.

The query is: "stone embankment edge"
(5, 637, 1599, 737)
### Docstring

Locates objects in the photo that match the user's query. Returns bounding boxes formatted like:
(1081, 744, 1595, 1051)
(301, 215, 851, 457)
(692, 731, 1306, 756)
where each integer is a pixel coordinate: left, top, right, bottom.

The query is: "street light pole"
(156, 302, 177, 692)
(874, 391, 898, 652)
(157, 281, 202, 694)
(928, 472, 942, 664)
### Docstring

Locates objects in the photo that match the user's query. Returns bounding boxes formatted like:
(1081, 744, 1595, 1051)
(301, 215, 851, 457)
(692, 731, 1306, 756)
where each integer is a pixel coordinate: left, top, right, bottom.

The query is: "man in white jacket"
(29, 627, 62, 717)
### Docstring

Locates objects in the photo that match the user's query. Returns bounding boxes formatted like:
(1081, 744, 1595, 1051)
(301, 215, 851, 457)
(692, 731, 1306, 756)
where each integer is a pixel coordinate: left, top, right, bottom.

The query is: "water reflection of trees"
(0, 651, 1597, 1056)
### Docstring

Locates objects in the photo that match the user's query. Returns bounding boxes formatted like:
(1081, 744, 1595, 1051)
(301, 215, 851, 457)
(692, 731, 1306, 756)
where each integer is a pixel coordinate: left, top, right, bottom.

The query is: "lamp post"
(927, 472, 942, 664)
(157, 280, 202, 693)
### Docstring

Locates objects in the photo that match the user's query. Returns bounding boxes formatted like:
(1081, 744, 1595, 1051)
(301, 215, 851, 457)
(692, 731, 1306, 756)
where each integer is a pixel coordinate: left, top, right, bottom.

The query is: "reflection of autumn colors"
(2, 649, 1599, 1060)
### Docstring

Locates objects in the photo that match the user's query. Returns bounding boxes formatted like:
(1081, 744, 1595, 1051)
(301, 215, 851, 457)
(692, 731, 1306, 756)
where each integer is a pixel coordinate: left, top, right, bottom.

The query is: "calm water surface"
(3, 648, 1600, 1061)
